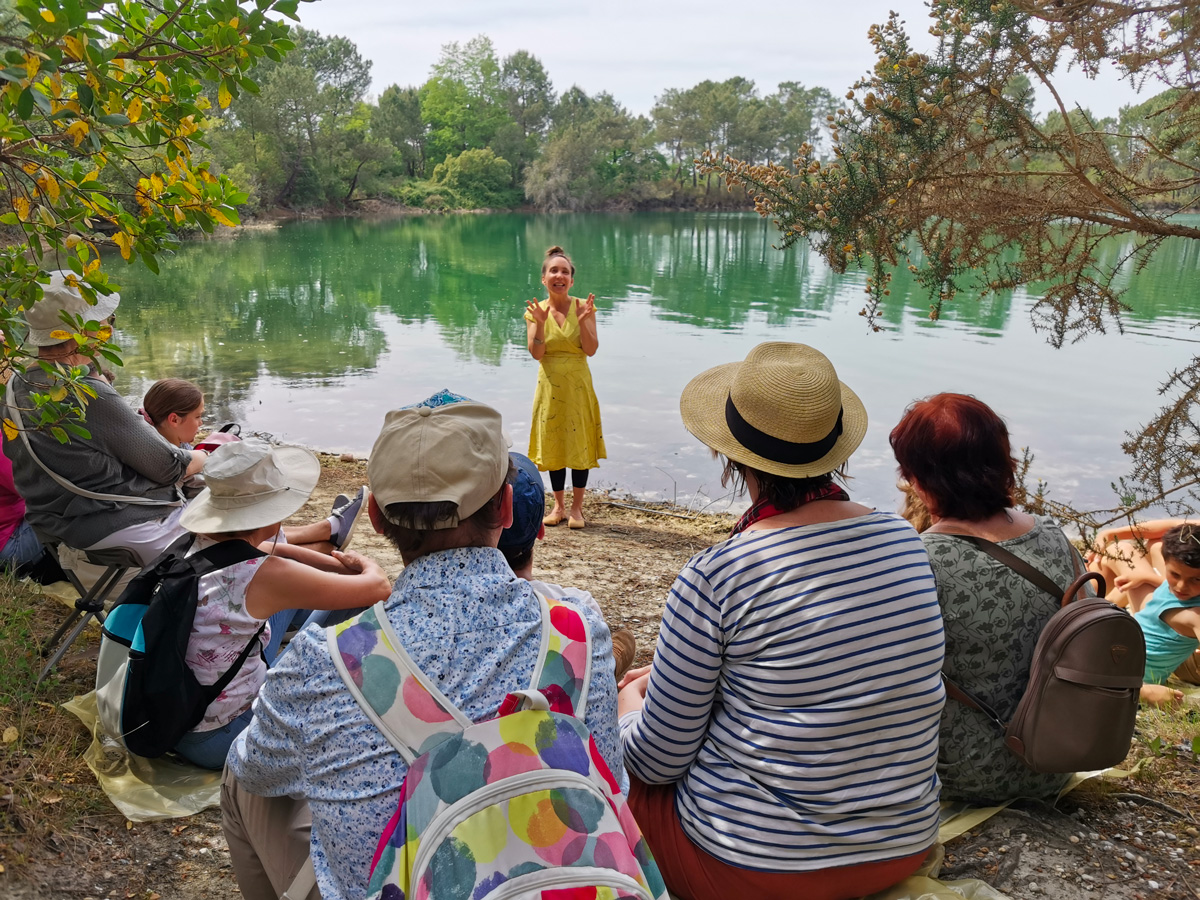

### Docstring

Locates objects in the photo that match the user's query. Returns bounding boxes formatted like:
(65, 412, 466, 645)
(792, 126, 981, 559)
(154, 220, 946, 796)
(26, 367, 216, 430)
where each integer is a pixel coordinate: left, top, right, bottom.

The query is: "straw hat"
(25, 270, 121, 347)
(179, 439, 321, 533)
(679, 342, 867, 478)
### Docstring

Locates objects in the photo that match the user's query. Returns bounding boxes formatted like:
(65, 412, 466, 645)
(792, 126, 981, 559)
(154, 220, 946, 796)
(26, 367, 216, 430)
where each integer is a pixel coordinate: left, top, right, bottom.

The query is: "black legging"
(548, 468, 589, 491)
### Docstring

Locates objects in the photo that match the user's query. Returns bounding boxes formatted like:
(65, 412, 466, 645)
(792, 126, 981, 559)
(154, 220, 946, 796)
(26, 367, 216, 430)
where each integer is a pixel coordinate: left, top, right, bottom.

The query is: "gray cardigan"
(4, 369, 190, 549)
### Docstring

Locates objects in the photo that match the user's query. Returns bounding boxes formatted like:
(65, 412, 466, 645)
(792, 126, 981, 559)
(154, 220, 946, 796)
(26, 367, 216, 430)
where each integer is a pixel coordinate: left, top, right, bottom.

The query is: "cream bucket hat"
(179, 439, 320, 533)
(679, 342, 868, 479)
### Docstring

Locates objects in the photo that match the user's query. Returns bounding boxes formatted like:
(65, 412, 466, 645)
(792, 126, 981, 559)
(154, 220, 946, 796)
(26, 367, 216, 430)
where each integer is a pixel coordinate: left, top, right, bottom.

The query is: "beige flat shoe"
(568, 516, 585, 529)
(543, 510, 565, 526)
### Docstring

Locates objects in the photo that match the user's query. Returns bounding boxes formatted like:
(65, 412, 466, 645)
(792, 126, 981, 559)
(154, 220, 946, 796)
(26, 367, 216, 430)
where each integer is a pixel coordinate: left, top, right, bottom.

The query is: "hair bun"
(546, 245, 565, 257)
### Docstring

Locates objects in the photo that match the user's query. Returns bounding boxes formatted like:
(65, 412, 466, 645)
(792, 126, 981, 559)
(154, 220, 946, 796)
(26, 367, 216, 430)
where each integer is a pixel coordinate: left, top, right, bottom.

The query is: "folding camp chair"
(34, 531, 140, 685)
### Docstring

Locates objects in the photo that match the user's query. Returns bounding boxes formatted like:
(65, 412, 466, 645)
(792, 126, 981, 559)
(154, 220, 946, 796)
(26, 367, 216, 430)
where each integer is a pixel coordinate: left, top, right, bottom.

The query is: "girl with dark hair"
(524, 245, 605, 529)
(619, 343, 943, 900)
(141, 378, 205, 447)
(890, 392, 1081, 803)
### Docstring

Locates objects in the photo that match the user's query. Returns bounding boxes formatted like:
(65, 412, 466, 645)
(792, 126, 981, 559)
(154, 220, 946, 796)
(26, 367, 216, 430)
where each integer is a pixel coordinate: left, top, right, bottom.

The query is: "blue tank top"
(1134, 580, 1200, 683)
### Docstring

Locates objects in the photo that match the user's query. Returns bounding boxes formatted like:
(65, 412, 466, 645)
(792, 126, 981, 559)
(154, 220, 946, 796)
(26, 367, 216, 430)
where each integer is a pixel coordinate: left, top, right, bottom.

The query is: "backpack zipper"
(485, 865, 652, 900)
(410, 768, 618, 887)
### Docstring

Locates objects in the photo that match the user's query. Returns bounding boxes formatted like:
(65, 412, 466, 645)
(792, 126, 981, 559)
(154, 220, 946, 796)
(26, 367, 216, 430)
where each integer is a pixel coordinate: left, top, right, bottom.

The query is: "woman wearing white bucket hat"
(5, 273, 366, 568)
(170, 439, 391, 769)
(617, 343, 945, 900)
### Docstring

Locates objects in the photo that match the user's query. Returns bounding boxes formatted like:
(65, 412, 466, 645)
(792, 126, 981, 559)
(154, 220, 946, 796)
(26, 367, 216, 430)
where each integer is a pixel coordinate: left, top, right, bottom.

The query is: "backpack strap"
(941, 532, 1064, 599)
(936, 532, 1104, 728)
(5, 375, 186, 508)
(327, 602, 470, 764)
(186, 539, 270, 699)
(527, 594, 593, 717)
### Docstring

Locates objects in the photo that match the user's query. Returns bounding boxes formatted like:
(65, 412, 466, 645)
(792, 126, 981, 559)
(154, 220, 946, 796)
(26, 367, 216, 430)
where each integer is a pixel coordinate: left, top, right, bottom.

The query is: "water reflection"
(108, 212, 1200, 512)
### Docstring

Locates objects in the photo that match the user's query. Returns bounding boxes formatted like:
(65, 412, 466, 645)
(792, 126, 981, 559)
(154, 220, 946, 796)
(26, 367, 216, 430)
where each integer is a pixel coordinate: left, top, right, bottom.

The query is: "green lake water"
(109, 212, 1200, 515)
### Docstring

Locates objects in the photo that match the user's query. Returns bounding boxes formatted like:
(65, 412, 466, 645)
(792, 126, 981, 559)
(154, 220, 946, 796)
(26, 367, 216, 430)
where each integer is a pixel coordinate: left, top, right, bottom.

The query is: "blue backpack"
(95, 534, 265, 758)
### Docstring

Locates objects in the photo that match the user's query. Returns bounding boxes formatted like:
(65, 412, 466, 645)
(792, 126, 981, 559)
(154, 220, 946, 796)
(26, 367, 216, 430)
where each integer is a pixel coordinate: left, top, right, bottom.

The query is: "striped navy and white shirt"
(621, 511, 945, 871)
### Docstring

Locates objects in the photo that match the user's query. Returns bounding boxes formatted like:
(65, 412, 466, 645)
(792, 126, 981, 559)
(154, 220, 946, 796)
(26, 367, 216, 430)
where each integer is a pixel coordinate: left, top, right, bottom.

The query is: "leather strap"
(941, 532, 1063, 599)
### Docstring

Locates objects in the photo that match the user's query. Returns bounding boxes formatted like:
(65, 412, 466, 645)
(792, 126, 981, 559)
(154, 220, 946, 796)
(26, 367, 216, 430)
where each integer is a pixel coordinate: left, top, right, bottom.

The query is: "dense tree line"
(207, 32, 838, 212)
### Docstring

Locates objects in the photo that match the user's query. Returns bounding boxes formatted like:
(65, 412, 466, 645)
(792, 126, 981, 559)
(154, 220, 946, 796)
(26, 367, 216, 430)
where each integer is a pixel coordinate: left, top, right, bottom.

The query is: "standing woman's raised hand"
(575, 294, 596, 323)
(526, 298, 549, 324)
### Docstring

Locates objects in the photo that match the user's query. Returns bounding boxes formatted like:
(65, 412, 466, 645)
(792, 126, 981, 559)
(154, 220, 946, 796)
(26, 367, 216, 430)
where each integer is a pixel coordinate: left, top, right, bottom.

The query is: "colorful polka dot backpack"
(329, 595, 668, 900)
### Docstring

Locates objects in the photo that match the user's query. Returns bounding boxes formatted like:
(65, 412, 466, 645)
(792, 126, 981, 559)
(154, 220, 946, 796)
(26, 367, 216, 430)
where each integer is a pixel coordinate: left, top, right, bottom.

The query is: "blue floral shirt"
(227, 546, 625, 900)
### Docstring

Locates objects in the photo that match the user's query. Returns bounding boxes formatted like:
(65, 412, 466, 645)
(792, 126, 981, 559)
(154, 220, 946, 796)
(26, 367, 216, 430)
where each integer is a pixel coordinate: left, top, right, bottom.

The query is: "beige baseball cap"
(368, 401, 508, 529)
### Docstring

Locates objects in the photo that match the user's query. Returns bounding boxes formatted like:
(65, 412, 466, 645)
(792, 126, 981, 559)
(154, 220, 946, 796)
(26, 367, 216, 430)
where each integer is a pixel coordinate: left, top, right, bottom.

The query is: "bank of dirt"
(2, 454, 1198, 899)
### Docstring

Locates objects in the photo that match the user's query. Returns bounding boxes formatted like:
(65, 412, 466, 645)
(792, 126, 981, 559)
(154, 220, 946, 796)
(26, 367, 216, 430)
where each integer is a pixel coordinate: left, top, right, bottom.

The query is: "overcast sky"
(292, 0, 1147, 119)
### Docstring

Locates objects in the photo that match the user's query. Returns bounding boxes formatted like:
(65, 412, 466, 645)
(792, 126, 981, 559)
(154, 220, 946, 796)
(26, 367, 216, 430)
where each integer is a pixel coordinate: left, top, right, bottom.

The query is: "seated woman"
(890, 393, 1080, 804)
(619, 342, 943, 900)
(7, 276, 362, 566)
(173, 438, 392, 769)
(0, 445, 65, 584)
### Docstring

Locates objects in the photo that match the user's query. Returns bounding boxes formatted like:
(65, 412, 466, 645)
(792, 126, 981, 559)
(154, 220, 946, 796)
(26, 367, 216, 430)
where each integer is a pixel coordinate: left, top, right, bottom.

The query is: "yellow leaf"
(218, 82, 232, 109)
(39, 173, 59, 202)
(150, 173, 164, 196)
(22, 162, 39, 176)
(48, 385, 68, 402)
(24, 53, 40, 79)
(85, 257, 99, 275)
(229, 16, 239, 28)
(127, 96, 143, 123)
(49, 329, 72, 340)
(65, 119, 89, 147)
(172, 206, 185, 224)
(1, 420, 16, 442)
(63, 35, 85, 62)
(93, 325, 112, 342)
(210, 207, 236, 228)
(112, 231, 133, 260)
(126, 819, 133, 830)
(39, 9, 54, 22)
(65, 233, 81, 249)
(13, 196, 29, 221)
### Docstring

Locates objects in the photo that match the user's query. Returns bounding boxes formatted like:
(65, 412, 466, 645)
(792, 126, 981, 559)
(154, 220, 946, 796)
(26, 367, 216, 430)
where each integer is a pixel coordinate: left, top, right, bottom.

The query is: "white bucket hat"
(25, 270, 121, 347)
(179, 439, 321, 533)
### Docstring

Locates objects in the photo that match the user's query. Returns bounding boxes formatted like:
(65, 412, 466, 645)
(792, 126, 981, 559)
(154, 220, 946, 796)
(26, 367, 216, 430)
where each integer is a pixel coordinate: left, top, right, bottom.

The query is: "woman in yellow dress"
(524, 245, 606, 529)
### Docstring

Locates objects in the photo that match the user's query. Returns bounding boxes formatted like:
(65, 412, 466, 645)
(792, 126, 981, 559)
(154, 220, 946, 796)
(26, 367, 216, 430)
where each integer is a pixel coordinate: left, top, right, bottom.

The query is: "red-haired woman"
(890, 393, 1079, 804)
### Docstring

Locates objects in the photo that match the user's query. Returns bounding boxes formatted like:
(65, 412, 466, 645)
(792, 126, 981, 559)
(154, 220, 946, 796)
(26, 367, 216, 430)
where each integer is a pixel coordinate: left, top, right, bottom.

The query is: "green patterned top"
(923, 517, 1079, 803)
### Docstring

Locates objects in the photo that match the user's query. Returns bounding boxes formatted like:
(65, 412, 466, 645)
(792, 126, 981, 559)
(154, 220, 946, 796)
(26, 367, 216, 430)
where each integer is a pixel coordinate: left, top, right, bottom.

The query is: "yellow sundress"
(524, 299, 606, 471)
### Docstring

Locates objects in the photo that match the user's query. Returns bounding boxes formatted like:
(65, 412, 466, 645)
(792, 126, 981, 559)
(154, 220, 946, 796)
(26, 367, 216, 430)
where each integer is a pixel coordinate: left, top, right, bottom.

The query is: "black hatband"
(725, 395, 843, 465)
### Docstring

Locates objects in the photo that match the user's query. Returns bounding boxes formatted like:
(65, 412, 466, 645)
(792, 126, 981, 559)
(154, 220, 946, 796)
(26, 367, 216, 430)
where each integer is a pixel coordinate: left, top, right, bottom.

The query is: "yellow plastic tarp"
(62, 691, 222, 822)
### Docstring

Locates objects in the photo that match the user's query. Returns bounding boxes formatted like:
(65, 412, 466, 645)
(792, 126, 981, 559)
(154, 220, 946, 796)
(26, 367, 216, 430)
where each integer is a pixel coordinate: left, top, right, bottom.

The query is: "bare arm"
(269, 542, 359, 573)
(184, 449, 208, 478)
(243, 550, 392, 620)
(576, 294, 599, 356)
(525, 301, 548, 360)
(1162, 606, 1200, 641)
(1095, 519, 1193, 548)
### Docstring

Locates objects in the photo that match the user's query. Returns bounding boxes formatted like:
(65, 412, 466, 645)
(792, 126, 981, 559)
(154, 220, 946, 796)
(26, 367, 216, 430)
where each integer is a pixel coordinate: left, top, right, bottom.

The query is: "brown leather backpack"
(942, 534, 1145, 774)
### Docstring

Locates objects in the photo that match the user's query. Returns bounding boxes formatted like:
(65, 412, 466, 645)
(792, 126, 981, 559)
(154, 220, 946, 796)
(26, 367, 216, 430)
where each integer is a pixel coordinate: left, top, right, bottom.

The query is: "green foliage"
(431, 148, 519, 209)
(0, 0, 305, 430)
(525, 90, 667, 211)
(212, 25, 372, 208)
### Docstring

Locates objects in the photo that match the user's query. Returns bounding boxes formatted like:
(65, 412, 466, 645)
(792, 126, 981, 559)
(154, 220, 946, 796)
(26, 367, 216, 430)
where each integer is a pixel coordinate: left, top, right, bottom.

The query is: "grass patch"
(0, 572, 111, 878)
